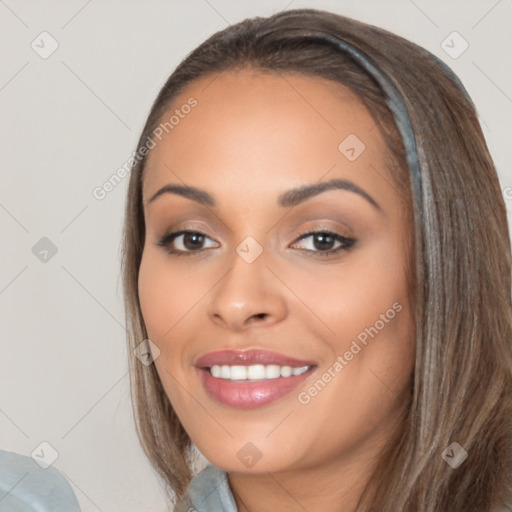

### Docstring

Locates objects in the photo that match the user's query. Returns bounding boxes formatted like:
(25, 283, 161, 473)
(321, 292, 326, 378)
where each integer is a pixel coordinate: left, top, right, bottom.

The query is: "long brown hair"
(121, 8, 512, 510)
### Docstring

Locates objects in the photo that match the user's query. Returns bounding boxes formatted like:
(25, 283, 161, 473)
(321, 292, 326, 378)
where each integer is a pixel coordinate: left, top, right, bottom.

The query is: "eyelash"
(155, 229, 356, 258)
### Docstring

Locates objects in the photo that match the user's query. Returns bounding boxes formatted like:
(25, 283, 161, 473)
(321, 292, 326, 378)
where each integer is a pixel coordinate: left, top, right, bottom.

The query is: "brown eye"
(180, 232, 206, 250)
(292, 230, 355, 256)
(156, 230, 219, 256)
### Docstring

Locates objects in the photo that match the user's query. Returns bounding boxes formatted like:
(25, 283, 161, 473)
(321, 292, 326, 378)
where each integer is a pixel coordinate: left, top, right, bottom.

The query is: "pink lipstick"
(195, 349, 316, 408)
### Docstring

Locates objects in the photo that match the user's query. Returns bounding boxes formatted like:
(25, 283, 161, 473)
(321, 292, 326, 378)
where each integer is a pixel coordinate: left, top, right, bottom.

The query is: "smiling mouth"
(195, 349, 317, 408)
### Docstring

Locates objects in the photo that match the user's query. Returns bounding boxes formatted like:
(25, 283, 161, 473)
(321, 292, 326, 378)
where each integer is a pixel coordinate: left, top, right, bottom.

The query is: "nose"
(206, 248, 287, 332)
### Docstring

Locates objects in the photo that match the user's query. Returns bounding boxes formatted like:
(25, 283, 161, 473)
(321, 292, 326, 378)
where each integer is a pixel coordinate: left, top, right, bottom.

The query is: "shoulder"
(0, 448, 81, 511)
(174, 464, 237, 512)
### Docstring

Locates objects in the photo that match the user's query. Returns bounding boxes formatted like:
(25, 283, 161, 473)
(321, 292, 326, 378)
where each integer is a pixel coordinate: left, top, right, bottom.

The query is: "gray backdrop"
(1, 1, 511, 510)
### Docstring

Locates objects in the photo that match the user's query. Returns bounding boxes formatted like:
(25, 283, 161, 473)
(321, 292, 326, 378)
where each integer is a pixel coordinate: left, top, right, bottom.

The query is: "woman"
(122, 8, 512, 511)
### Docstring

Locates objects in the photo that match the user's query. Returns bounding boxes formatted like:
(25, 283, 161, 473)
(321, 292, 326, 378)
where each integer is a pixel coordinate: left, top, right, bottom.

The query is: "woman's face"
(138, 69, 415, 475)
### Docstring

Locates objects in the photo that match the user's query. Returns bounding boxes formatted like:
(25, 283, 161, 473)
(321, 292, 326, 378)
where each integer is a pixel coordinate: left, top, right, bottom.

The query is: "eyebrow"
(147, 178, 381, 211)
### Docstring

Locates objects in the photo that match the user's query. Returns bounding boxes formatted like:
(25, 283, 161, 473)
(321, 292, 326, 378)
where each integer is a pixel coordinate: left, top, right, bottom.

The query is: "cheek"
(137, 252, 194, 407)
(138, 254, 172, 339)
(297, 235, 415, 406)
(289, 238, 411, 345)
(292, 289, 414, 461)
(331, 244, 415, 417)
(137, 250, 208, 340)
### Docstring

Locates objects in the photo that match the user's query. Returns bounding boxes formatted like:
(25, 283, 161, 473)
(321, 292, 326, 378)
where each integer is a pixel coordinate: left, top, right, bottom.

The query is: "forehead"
(142, 69, 394, 204)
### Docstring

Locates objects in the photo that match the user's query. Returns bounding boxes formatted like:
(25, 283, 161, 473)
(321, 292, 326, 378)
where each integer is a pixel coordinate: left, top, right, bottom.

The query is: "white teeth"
(230, 365, 247, 380)
(265, 365, 281, 379)
(209, 364, 310, 381)
(247, 364, 265, 379)
(280, 366, 293, 378)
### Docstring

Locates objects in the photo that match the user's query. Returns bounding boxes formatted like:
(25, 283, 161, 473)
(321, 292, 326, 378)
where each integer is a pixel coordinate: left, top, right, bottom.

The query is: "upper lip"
(195, 349, 316, 368)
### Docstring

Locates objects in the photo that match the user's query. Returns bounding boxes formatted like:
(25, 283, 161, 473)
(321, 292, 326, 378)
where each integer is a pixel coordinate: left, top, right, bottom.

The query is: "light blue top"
(174, 464, 237, 512)
(0, 449, 81, 512)
(2, 451, 508, 511)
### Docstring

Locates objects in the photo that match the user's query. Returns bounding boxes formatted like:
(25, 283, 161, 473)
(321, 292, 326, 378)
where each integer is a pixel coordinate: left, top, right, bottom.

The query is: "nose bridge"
(207, 237, 287, 329)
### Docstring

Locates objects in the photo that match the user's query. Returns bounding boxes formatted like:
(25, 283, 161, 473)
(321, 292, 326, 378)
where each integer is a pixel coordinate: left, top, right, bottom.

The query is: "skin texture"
(138, 69, 416, 512)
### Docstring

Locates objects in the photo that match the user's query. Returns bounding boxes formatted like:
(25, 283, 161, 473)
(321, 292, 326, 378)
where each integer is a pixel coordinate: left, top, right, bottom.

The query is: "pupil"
(315, 233, 334, 250)
(184, 233, 204, 250)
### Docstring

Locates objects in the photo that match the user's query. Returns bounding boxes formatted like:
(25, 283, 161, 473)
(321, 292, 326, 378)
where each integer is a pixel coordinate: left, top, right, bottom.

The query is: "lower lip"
(199, 367, 315, 408)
